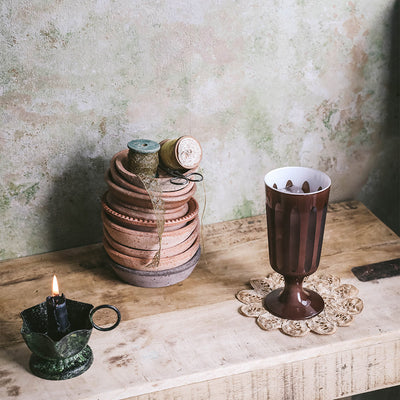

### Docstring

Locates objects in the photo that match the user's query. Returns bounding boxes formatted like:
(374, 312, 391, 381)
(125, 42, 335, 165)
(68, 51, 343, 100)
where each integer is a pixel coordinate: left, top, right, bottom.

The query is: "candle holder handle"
(89, 304, 121, 331)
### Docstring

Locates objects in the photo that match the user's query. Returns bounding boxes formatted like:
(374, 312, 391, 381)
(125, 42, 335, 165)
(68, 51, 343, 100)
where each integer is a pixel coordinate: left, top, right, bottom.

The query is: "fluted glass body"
(264, 167, 331, 320)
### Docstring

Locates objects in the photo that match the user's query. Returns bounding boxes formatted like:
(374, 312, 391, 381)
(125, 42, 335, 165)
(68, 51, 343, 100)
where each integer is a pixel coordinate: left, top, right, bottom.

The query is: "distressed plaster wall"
(0, 0, 399, 260)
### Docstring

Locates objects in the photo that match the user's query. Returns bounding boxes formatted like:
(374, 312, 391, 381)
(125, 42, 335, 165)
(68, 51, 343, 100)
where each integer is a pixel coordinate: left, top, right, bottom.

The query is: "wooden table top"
(1, 201, 400, 399)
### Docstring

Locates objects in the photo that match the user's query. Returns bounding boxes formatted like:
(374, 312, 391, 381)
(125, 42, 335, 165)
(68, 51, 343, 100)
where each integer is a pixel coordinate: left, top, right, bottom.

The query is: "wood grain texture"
(0, 201, 400, 399)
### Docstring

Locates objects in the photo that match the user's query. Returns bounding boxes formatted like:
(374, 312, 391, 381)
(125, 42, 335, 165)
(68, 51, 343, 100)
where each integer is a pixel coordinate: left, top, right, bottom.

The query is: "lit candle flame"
(52, 275, 60, 297)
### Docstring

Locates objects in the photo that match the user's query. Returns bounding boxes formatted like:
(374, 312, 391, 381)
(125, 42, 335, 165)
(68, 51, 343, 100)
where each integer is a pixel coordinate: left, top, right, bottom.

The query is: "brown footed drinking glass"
(264, 167, 331, 320)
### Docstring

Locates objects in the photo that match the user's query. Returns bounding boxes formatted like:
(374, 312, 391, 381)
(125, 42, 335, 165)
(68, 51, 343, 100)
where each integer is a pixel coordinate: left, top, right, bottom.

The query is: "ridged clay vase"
(109, 160, 195, 197)
(105, 170, 196, 210)
(102, 196, 199, 232)
(109, 247, 201, 288)
(113, 150, 199, 192)
(102, 211, 199, 250)
(103, 235, 200, 271)
(103, 224, 199, 259)
(105, 191, 190, 221)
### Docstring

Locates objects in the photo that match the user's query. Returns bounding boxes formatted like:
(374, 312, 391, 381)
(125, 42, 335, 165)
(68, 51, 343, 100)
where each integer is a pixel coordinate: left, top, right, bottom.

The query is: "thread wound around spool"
(127, 139, 160, 176)
(160, 136, 202, 170)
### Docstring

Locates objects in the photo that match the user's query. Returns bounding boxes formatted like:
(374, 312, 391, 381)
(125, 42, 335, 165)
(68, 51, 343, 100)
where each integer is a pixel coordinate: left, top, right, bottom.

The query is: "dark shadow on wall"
(347, 7, 400, 400)
(45, 151, 108, 253)
(350, 4, 400, 400)
(383, 0, 400, 234)
(388, 1, 400, 138)
(359, 0, 400, 235)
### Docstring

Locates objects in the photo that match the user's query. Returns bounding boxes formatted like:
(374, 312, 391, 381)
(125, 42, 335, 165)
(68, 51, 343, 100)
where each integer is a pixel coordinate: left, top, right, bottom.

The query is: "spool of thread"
(159, 136, 202, 171)
(126, 139, 160, 177)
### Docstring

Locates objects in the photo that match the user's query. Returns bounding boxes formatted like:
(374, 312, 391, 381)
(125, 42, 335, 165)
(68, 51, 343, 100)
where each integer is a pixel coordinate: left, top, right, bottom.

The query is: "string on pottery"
(197, 167, 207, 263)
(137, 175, 165, 269)
(126, 139, 165, 269)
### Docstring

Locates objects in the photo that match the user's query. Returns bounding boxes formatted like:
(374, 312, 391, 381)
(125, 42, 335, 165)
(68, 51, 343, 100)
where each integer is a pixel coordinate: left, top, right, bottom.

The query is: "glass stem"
(280, 276, 307, 305)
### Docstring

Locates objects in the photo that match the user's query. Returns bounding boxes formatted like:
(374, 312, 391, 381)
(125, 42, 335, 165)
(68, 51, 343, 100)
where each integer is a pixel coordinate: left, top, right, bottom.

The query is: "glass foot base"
(264, 287, 324, 320)
(29, 345, 93, 380)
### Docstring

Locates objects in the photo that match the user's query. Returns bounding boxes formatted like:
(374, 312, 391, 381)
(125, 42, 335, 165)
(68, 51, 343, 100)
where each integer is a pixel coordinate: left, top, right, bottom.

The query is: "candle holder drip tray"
(20, 299, 120, 380)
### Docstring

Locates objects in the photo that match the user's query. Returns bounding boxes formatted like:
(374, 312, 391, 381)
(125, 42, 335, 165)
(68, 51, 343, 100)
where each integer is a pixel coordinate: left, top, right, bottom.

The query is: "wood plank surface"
(0, 201, 400, 399)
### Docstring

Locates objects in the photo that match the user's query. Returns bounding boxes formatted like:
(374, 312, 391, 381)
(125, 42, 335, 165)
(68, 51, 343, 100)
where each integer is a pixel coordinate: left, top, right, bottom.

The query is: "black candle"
(46, 275, 71, 340)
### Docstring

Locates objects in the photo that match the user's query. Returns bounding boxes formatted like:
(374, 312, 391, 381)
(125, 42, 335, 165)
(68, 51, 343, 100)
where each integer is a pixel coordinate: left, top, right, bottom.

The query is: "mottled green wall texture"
(1, 0, 399, 260)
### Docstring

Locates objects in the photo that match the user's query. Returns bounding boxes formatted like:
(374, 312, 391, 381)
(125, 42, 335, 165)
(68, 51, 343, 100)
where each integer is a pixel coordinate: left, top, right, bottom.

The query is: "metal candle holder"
(20, 299, 120, 380)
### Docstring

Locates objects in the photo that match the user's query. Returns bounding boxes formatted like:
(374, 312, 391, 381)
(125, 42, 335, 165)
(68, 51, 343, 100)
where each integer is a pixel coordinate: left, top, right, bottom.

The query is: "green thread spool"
(159, 136, 202, 171)
(127, 139, 160, 177)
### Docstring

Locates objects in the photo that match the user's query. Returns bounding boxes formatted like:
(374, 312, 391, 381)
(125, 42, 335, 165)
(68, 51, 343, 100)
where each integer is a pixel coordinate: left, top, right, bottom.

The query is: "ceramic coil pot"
(109, 158, 195, 197)
(105, 170, 196, 210)
(103, 224, 199, 259)
(103, 234, 200, 271)
(102, 211, 199, 251)
(102, 196, 199, 232)
(114, 150, 199, 192)
(103, 141, 203, 287)
(105, 192, 190, 221)
(109, 247, 201, 288)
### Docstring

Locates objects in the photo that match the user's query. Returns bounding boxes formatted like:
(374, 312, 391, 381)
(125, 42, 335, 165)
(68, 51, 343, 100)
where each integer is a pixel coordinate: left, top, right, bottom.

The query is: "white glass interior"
(264, 166, 331, 194)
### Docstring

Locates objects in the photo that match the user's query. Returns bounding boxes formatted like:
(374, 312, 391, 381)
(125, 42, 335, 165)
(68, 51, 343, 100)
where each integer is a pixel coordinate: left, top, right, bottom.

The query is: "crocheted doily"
(236, 273, 363, 337)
